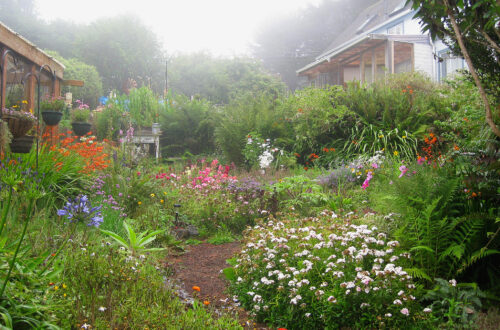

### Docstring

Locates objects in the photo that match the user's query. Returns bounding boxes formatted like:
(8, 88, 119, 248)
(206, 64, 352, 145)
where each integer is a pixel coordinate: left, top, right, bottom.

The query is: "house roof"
(297, 0, 414, 75)
(0, 20, 65, 79)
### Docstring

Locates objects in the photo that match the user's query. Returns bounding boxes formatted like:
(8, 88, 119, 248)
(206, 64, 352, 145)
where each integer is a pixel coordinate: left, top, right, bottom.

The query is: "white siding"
(404, 17, 423, 35)
(344, 66, 360, 82)
(413, 43, 434, 79)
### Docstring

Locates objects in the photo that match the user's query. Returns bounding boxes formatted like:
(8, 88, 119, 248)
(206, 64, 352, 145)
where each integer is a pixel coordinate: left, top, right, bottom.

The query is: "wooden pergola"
(0, 21, 83, 145)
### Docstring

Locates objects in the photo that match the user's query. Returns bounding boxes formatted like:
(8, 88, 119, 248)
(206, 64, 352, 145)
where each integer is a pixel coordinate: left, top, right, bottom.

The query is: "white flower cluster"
(233, 211, 427, 327)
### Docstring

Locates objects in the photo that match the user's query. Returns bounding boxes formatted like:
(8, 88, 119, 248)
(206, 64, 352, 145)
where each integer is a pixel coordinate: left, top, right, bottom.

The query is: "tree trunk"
(443, 0, 500, 138)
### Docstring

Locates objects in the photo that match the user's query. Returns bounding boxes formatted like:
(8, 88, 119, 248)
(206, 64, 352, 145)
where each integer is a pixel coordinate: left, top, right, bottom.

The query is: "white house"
(297, 0, 465, 86)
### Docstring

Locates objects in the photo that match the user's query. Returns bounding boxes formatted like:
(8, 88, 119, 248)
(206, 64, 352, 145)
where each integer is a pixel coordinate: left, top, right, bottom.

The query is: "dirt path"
(166, 241, 269, 329)
(169, 242, 241, 306)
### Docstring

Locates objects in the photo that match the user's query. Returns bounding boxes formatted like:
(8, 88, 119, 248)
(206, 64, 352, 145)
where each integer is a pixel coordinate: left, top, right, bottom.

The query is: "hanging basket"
(9, 135, 34, 154)
(71, 122, 92, 137)
(41, 111, 63, 126)
(3, 115, 35, 138)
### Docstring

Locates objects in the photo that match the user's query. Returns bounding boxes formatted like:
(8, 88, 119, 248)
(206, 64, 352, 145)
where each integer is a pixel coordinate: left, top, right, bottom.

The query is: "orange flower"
(304, 166, 308, 171)
(323, 147, 329, 152)
(454, 145, 459, 151)
(402, 89, 407, 93)
(297, 108, 303, 113)
(294, 153, 300, 157)
(471, 192, 477, 198)
(203, 300, 210, 306)
(409, 89, 413, 94)
(192, 286, 200, 292)
(329, 147, 335, 152)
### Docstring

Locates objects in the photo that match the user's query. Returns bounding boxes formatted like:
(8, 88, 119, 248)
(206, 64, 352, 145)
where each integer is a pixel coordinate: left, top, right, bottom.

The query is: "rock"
(187, 225, 199, 237)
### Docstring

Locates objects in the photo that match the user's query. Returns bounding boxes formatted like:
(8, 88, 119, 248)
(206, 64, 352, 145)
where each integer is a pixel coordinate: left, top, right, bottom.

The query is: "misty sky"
(36, 0, 322, 56)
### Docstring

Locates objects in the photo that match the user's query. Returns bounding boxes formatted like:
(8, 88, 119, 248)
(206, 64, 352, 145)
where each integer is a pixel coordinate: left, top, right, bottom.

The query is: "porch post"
(360, 52, 365, 83)
(385, 40, 395, 75)
(410, 43, 415, 72)
(27, 64, 36, 113)
(372, 49, 376, 83)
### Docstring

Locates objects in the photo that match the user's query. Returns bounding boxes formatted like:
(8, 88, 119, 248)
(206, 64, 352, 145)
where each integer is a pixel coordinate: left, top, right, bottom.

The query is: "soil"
(166, 241, 269, 329)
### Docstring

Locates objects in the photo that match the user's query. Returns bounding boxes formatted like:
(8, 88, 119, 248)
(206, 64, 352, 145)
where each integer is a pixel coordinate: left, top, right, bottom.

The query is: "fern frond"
(405, 267, 431, 281)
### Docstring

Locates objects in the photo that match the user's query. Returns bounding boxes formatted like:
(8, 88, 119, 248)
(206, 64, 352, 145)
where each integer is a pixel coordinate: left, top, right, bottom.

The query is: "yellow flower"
(163, 191, 167, 195)
(150, 193, 155, 197)
(63, 293, 67, 297)
(54, 286, 59, 290)
(138, 201, 142, 205)
(160, 199, 164, 204)
(62, 283, 67, 289)
(402, 136, 407, 139)
(378, 134, 384, 138)
(394, 151, 399, 156)
(22, 100, 28, 104)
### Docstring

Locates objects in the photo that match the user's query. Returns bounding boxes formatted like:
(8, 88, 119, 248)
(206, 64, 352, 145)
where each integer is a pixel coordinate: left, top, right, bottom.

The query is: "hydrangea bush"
(230, 212, 432, 329)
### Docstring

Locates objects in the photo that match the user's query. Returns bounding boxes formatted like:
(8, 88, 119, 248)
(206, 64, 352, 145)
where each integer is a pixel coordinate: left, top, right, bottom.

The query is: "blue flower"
(56, 195, 104, 227)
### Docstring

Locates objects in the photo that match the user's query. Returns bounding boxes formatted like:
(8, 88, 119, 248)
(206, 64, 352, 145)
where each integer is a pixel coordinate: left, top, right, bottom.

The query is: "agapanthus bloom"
(57, 195, 103, 227)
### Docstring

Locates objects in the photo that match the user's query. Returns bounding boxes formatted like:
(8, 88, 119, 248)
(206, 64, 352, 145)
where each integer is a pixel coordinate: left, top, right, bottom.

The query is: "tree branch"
(443, 0, 500, 138)
(480, 30, 500, 55)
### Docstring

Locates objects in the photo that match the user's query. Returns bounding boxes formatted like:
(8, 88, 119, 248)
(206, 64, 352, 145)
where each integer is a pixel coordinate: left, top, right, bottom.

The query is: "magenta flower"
(398, 165, 408, 178)
(417, 156, 425, 165)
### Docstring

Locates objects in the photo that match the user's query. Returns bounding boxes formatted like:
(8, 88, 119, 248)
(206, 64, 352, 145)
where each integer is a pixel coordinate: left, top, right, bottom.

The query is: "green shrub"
(215, 92, 292, 165)
(128, 86, 159, 127)
(341, 72, 450, 135)
(95, 103, 128, 141)
(160, 93, 216, 156)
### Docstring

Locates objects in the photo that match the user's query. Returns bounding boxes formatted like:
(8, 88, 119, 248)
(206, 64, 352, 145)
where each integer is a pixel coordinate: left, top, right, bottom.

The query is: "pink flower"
(398, 165, 408, 178)
(400, 308, 410, 316)
(417, 156, 425, 165)
(371, 163, 378, 169)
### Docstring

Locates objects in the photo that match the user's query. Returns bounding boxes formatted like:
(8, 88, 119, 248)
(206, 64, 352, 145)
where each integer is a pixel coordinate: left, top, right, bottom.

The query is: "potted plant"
(1, 107, 37, 153)
(71, 100, 92, 136)
(2, 107, 36, 138)
(40, 95, 66, 126)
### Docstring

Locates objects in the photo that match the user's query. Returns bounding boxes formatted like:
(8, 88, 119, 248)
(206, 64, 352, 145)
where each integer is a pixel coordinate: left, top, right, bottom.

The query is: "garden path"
(167, 241, 269, 329)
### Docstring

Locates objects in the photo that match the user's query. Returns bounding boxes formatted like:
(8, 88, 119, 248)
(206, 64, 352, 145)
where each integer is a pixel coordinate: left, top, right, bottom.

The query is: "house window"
(387, 22, 403, 35)
(438, 51, 466, 81)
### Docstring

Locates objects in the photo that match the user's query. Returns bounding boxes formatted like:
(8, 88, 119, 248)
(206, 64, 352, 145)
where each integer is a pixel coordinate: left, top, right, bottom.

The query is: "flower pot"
(3, 115, 34, 138)
(9, 135, 34, 153)
(42, 111, 63, 126)
(71, 122, 92, 137)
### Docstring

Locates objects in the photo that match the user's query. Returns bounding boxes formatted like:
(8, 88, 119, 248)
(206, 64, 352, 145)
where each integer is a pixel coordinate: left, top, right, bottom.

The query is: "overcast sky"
(36, 0, 322, 56)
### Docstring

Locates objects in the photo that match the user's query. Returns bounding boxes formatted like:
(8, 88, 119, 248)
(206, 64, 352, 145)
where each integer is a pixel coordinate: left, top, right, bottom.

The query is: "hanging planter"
(1, 109, 36, 138)
(41, 111, 63, 126)
(9, 135, 34, 153)
(40, 96, 66, 126)
(71, 122, 92, 137)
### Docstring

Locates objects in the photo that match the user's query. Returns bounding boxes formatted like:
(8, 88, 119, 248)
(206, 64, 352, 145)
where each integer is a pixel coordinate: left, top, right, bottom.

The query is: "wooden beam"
(62, 79, 84, 87)
(0, 23, 64, 79)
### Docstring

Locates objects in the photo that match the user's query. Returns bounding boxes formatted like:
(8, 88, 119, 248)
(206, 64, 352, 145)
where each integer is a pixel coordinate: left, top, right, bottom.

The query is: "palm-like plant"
(100, 222, 165, 256)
